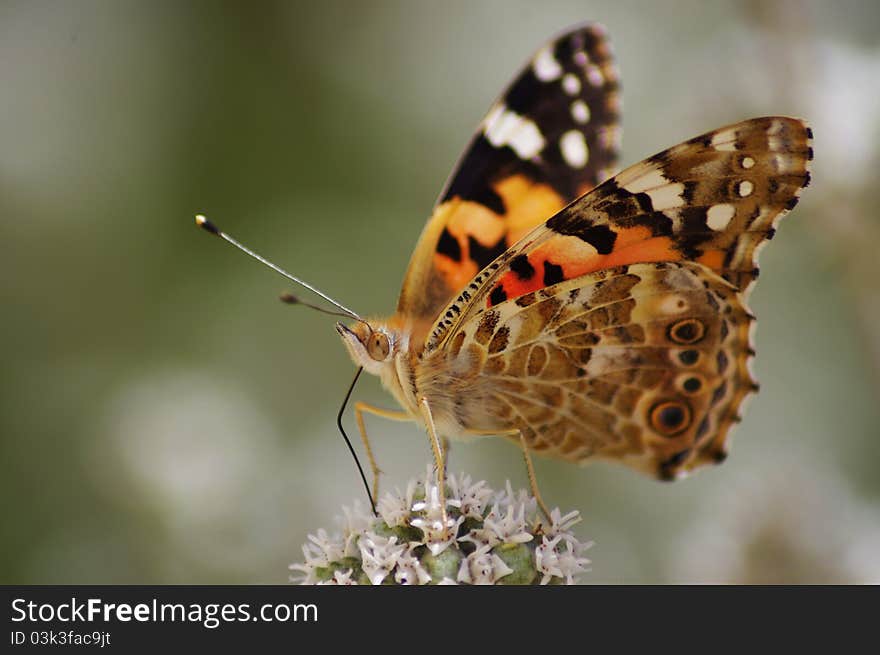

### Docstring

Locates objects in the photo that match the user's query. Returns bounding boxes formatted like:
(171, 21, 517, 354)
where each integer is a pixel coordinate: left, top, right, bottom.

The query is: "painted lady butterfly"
(200, 23, 812, 521)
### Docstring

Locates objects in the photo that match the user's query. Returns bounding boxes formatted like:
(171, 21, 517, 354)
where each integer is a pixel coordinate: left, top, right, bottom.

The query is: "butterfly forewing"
(424, 116, 812, 352)
(397, 23, 621, 328)
(437, 22, 621, 208)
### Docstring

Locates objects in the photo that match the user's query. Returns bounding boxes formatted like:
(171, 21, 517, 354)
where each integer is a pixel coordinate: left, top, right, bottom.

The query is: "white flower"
(358, 532, 407, 585)
(535, 535, 565, 585)
(290, 469, 593, 585)
(448, 473, 493, 519)
(492, 480, 538, 517)
(457, 526, 499, 549)
(394, 546, 432, 585)
(458, 544, 514, 584)
(309, 528, 345, 562)
(410, 476, 463, 556)
(377, 479, 418, 528)
(289, 528, 346, 583)
(483, 503, 534, 545)
(340, 501, 373, 558)
(546, 508, 582, 535)
(556, 540, 592, 584)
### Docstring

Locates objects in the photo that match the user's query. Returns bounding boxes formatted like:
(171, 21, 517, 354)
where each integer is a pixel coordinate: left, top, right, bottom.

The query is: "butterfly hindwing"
(423, 262, 753, 478)
(397, 23, 621, 327)
(423, 116, 812, 353)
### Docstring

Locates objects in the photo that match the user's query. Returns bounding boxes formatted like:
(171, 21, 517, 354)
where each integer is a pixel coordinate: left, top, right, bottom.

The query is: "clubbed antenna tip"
(195, 214, 221, 236)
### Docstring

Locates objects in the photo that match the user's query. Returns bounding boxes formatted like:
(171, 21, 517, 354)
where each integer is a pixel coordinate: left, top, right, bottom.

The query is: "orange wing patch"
(494, 174, 568, 244)
(488, 228, 682, 306)
(434, 174, 567, 298)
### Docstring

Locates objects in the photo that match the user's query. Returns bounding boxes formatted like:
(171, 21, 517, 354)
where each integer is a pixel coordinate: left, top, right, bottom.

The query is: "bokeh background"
(2, 0, 879, 584)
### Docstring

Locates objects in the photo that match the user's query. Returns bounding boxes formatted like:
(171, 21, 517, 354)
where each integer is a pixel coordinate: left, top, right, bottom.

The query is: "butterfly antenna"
(337, 366, 377, 515)
(195, 214, 363, 321)
(279, 292, 359, 320)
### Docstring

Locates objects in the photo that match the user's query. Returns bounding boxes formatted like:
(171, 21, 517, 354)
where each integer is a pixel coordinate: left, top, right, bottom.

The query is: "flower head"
(290, 470, 592, 585)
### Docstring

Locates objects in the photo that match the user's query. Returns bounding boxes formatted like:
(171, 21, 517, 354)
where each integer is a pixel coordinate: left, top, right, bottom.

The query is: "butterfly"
(199, 23, 812, 522)
(333, 22, 811, 518)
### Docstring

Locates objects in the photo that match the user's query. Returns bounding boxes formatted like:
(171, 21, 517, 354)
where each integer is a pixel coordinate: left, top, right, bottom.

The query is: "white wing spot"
(741, 156, 755, 169)
(571, 100, 590, 124)
(586, 64, 603, 87)
(707, 203, 736, 231)
(647, 183, 685, 210)
(771, 153, 797, 173)
(659, 295, 689, 315)
(711, 128, 738, 152)
(560, 130, 589, 168)
(533, 46, 562, 81)
(483, 104, 546, 159)
(738, 180, 754, 197)
(767, 119, 785, 136)
(767, 136, 783, 150)
(622, 169, 668, 194)
(562, 73, 581, 96)
(621, 169, 685, 208)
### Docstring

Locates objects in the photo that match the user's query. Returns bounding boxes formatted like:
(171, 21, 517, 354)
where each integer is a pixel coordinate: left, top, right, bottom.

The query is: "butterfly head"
(336, 320, 398, 375)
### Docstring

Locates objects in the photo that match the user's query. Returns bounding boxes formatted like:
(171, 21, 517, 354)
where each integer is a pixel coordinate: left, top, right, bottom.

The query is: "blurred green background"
(2, 0, 879, 584)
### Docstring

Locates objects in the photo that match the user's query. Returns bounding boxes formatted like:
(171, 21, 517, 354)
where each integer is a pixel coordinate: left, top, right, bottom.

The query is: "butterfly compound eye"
(366, 332, 390, 361)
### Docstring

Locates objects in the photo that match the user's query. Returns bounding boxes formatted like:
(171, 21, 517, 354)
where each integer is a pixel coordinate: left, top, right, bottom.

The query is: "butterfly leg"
(418, 397, 451, 535)
(517, 431, 552, 523)
(354, 402, 412, 502)
(441, 437, 451, 480)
